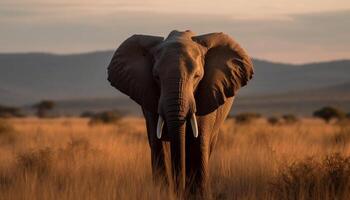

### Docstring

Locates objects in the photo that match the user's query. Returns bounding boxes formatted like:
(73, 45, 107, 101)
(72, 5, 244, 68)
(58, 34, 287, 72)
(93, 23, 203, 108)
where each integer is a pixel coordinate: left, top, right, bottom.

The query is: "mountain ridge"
(1, 51, 349, 116)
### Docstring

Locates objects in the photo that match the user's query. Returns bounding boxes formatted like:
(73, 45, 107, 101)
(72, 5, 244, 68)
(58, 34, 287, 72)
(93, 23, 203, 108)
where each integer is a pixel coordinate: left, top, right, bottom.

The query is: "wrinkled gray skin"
(107, 30, 253, 198)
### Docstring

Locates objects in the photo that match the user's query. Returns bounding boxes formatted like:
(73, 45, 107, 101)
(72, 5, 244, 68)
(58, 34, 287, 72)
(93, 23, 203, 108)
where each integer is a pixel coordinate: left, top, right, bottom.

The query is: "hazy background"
(1, 0, 350, 63)
(1, 2, 350, 199)
(0, 0, 349, 116)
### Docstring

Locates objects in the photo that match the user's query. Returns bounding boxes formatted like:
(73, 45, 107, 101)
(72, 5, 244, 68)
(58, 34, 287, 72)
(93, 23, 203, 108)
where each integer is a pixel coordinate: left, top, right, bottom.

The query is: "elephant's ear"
(192, 33, 254, 115)
(107, 35, 164, 112)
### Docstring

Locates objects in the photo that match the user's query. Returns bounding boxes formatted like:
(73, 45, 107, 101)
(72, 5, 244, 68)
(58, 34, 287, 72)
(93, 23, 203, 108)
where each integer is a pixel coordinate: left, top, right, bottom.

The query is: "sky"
(0, 0, 350, 63)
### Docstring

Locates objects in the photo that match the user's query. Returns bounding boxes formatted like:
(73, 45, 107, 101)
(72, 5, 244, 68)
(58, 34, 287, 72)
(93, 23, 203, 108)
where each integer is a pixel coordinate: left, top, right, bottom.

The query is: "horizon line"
(0, 49, 349, 66)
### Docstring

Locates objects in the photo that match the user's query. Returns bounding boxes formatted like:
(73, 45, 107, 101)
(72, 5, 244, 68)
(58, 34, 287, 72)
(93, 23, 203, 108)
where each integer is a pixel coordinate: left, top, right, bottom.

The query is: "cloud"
(2, 0, 350, 21)
(0, 5, 349, 63)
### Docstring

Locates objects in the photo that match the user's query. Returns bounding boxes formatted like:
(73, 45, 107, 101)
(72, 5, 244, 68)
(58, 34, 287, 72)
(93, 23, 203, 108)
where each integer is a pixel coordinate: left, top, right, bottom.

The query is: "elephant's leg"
(185, 112, 216, 198)
(207, 98, 234, 157)
(186, 134, 211, 198)
(186, 98, 234, 197)
(142, 109, 169, 186)
(151, 140, 169, 185)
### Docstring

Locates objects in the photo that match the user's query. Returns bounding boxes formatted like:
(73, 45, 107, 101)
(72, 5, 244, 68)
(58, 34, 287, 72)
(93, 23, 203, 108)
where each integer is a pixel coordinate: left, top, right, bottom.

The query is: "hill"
(26, 81, 348, 117)
(0, 51, 115, 105)
(0, 51, 349, 115)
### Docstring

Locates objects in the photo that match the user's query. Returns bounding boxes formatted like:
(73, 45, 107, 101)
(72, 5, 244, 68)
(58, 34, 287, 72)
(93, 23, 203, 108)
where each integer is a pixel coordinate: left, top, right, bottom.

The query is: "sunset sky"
(1, 0, 349, 63)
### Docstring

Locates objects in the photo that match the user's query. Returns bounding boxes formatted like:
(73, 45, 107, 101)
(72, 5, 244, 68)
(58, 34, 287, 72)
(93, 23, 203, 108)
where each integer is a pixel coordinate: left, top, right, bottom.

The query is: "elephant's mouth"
(156, 114, 198, 140)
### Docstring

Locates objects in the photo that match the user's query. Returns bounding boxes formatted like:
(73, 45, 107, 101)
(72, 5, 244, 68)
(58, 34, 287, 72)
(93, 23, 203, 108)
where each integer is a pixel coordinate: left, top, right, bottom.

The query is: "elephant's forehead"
(158, 40, 201, 57)
(166, 30, 195, 39)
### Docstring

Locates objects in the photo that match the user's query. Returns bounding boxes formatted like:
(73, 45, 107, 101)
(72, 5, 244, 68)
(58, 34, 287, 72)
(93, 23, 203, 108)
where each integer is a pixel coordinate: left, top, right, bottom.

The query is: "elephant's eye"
(194, 74, 201, 79)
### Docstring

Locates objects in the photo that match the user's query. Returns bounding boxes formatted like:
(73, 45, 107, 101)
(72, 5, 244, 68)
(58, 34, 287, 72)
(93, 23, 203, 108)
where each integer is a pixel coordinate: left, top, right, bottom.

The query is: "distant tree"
(235, 112, 261, 124)
(313, 106, 346, 122)
(227, 114, 235, 119)
(282, 114, 299, 124)
(0, 105, 24, 118)
(80, 111, 95, 118)
(268, 116, 281, 125)
(88, 110, 123, 125)
(33, 100, 55, 118)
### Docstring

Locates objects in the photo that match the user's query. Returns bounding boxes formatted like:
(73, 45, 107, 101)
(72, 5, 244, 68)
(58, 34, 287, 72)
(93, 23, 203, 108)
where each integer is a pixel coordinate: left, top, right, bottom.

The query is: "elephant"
(107, 30, 253, 197)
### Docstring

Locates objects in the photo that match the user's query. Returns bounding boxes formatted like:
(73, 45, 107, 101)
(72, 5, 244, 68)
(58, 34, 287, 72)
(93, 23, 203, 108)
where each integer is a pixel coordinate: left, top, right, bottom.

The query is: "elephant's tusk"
(190, 113, 198, 138)
(156, 115, 164, 139)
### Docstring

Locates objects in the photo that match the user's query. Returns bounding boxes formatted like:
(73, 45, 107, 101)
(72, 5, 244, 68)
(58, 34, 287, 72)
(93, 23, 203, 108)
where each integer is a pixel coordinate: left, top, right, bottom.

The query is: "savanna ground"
(1, 117, 350, 199)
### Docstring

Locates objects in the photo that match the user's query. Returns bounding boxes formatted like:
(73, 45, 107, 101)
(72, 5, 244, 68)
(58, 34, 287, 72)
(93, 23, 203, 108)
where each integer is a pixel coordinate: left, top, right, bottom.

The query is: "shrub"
(282, 114, 299, 124)
(331, 126, 350, 146)
(0, 105, 23, 118)
(33, 100, 55, 118)
(267, 116, 281, 125)
(80, 111, 95, 118)
(88, 110, 123, 125)
(270, 153, 350, 199)
(313, 106, 346, 123)
(227, 114, 235, 119)
(16, 148, 53, 177)
(234, 112, 261, 124)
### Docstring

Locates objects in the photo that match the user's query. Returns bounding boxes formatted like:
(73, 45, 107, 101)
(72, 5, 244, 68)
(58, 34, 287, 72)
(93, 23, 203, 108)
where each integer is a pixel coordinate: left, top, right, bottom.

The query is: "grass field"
(1, 117, 350, 199)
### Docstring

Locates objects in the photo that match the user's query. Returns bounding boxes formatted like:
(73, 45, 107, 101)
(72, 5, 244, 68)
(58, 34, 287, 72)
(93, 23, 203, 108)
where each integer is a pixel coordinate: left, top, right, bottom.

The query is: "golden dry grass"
(0, 117, 350, 199)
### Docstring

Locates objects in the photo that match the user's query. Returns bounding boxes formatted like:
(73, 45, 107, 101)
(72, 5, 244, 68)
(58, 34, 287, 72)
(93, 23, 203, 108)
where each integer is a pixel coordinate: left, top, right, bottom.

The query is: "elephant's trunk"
(160, 79, 189, 194)
(167, 119, 186, 193)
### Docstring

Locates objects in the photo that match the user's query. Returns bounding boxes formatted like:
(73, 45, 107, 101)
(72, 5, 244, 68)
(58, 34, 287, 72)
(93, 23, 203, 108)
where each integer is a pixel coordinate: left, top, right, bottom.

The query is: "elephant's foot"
(151, 154, 168, 187)
(150, 141, 173, 191)
(185, 181, 211, 200)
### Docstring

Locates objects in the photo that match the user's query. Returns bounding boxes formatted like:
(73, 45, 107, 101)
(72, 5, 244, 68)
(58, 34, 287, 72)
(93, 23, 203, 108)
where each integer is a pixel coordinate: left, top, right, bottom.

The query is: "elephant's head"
(108, 30, 253, 136)
(107, 30, 253, 191)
